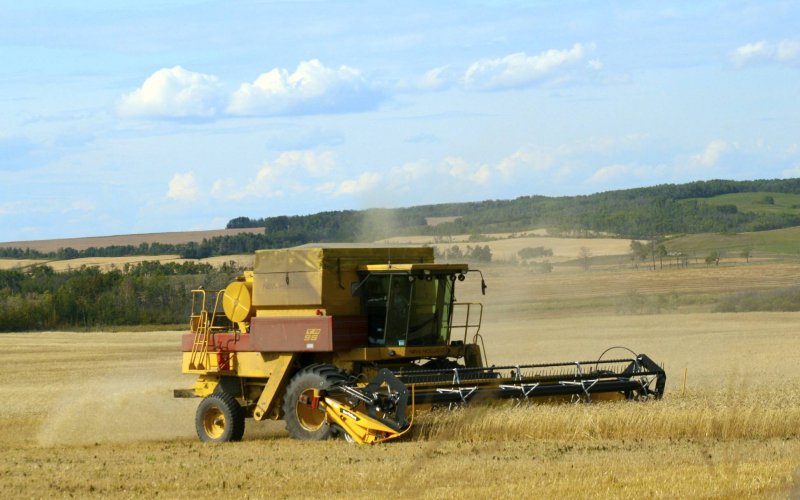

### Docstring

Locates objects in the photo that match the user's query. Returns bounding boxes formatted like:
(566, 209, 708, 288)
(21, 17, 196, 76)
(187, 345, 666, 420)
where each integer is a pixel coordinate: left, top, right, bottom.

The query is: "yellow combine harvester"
(175, 245, 665, 444)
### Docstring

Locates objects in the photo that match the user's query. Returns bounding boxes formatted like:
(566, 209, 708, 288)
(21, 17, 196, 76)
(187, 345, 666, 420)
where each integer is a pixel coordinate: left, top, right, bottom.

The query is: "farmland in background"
(666, 225, 800, 256)
(0, 227, 264, 253)
(685, 191, 800, 216)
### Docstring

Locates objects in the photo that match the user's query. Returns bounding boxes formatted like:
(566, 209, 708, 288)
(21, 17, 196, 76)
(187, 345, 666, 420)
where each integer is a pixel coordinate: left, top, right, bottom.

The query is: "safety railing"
(448, 302, 483, 345)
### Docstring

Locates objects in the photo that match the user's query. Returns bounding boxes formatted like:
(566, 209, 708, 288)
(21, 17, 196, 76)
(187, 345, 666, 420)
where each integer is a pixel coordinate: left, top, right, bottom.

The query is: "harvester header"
(176, 244, 665, 444)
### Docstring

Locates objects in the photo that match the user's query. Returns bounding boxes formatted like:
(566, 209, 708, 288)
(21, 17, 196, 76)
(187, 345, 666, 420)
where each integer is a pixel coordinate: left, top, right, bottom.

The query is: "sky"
(1, 1, 799, 242)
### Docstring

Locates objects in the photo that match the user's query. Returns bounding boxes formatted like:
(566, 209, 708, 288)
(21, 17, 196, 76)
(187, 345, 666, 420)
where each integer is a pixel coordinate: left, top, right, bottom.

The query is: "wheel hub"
(203, 407, 226, 439)
(296, 389, 325, 431)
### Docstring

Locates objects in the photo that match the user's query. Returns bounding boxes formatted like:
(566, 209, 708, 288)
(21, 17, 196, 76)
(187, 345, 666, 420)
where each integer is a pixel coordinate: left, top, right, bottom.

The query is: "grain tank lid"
(254, 247, 324, 273)
(255, 245, 433, 274)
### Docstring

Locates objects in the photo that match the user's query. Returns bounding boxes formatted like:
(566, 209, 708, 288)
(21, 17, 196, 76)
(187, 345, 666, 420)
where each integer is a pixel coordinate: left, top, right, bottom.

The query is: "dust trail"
(359, 208, 401, 243)
(36, 364, 197, 446)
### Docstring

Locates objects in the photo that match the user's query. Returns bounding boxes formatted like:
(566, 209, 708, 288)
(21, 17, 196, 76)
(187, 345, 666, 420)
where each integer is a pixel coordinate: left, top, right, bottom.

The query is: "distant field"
(0, 227, 264, 253)
(667, 225, 800, 256)
(459, 261, 800, 319)
(424, 216, 460, 226)
(382, 233, 635, 262)
(688, 191, 800, 216)
(0, 254, 256, 271)
(0, 233, 631, 271)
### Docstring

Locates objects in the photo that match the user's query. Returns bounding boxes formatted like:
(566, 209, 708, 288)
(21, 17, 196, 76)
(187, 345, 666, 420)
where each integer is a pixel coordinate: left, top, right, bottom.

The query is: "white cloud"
(166, 172, 200, 202)
(211, 178, 240, 200)
(273, 150, 335, 177)
(589, 164, 631, 184)
(227, 59, 384, 116)
(445, 157, 492, 184)
(496, 148, 556, 177)
(782, 164, 800, 178)
(587, 59, 604, 71)
(398, 66, 457, 92)
(418, 66, 455, 91)
(254, 163, 281, 185)
(463, 44, 591, 90)
(396, 161, 428, 180)
(732, 39, 800, 67)
(212, 150, 337, 201)
(118, 66, 223, 118)
(731, 41, 769, 66)
(336, 172, 382, 195)
(691, 140, 729, 167)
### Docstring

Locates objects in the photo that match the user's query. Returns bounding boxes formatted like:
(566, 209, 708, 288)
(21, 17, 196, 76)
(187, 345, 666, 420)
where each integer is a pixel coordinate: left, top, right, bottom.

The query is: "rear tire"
(195, 392, 245, 443)
(283, 364, 347, 440)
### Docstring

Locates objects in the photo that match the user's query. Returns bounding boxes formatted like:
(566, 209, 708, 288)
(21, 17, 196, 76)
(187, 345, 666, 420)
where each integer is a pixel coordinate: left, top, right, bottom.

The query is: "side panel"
(180, 315, 368, 353)
(251, 316, 333, 351)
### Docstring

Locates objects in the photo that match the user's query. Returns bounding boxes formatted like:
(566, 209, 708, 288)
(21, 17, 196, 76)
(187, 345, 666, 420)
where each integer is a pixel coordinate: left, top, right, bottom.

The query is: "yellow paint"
(316, 385, 416, 445)
(255, 308, 323, 317)
(252, 353, 296, 421)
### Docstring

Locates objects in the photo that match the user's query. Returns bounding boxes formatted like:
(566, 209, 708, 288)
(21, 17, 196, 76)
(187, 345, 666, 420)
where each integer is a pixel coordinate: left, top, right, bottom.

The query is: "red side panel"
(250, 316, 333, 351)
(181, 315, 368, 353)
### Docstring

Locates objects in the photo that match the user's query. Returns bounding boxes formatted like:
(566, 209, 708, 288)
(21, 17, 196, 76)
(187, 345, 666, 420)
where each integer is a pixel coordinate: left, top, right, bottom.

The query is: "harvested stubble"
(3, 307, 800, 496)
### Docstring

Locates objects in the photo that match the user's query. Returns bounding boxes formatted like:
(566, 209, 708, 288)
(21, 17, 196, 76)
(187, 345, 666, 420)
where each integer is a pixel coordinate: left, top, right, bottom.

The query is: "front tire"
(195, 392, 245, 443)
(283, 364, 347, 440)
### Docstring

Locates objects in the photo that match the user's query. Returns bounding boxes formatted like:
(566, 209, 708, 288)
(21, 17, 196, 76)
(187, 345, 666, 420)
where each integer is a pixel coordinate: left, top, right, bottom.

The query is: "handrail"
(448, 302, 483, 344)
(188, 288, 229, 371)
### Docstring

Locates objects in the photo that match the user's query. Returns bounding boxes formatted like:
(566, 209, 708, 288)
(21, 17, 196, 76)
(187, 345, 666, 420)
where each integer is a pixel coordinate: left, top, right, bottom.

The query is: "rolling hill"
(4, 178, 800, 261)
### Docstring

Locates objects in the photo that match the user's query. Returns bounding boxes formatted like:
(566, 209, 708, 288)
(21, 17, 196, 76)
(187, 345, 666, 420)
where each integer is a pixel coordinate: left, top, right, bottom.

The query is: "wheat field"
(2, 260, 800, 497)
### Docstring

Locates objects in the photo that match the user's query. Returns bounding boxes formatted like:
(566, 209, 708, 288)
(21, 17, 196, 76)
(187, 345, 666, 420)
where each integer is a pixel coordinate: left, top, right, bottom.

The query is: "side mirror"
(481, 278, 487, 295)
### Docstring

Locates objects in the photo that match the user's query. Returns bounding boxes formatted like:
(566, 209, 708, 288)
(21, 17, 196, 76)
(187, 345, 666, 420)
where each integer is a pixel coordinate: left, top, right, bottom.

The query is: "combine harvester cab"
(175, 245, 665, 444)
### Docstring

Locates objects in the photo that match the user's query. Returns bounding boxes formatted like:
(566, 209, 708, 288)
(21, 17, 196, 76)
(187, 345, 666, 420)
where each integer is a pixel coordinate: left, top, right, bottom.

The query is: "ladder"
(188, 289, 221, 371)
(188, 308, 211, 370)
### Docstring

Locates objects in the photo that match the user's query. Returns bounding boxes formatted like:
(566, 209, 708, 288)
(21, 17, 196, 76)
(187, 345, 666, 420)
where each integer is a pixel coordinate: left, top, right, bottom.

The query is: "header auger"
(175, 245, 665, 444)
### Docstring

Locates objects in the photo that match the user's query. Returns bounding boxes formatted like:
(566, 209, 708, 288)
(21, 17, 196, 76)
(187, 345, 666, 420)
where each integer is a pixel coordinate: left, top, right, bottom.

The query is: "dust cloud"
(358, 208, 401, 242)
(36, 364, 196, 446)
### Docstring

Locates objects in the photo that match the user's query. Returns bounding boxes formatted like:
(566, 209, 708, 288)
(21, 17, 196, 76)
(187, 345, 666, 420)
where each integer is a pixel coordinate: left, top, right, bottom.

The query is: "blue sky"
(1, 1, 799, 242)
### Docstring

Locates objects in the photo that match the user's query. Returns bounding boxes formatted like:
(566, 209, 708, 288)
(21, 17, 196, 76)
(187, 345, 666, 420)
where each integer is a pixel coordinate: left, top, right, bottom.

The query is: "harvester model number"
(304, 328, 321, 341)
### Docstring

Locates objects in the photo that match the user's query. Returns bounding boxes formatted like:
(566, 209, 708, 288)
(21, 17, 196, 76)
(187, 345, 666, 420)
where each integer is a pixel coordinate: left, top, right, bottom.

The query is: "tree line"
(0, 261, 244, 332)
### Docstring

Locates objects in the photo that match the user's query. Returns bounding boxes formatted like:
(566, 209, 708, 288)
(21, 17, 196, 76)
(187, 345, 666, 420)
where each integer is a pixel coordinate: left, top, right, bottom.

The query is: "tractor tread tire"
(195, 391, 245, 443)
(283, 364, 347, 441)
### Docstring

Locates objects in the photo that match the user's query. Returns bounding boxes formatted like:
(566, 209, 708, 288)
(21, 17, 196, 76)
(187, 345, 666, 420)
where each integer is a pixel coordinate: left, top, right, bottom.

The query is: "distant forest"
(0, 261, 244, 332)
(4, 178, 800, 261)
(227, 177, 800, 239)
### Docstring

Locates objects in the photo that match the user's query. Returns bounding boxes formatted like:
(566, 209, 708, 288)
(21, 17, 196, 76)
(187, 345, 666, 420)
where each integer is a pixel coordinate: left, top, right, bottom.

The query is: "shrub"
(714, 287, 800, 312)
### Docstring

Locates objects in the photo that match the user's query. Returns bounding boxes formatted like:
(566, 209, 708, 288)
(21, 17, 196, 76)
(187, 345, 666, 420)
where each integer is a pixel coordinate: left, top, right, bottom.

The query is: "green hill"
(6, 178, 800, 261)
(684, 191, 800, 217)
(230, 178, 800, 241)
(666, 226, 800, 256)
